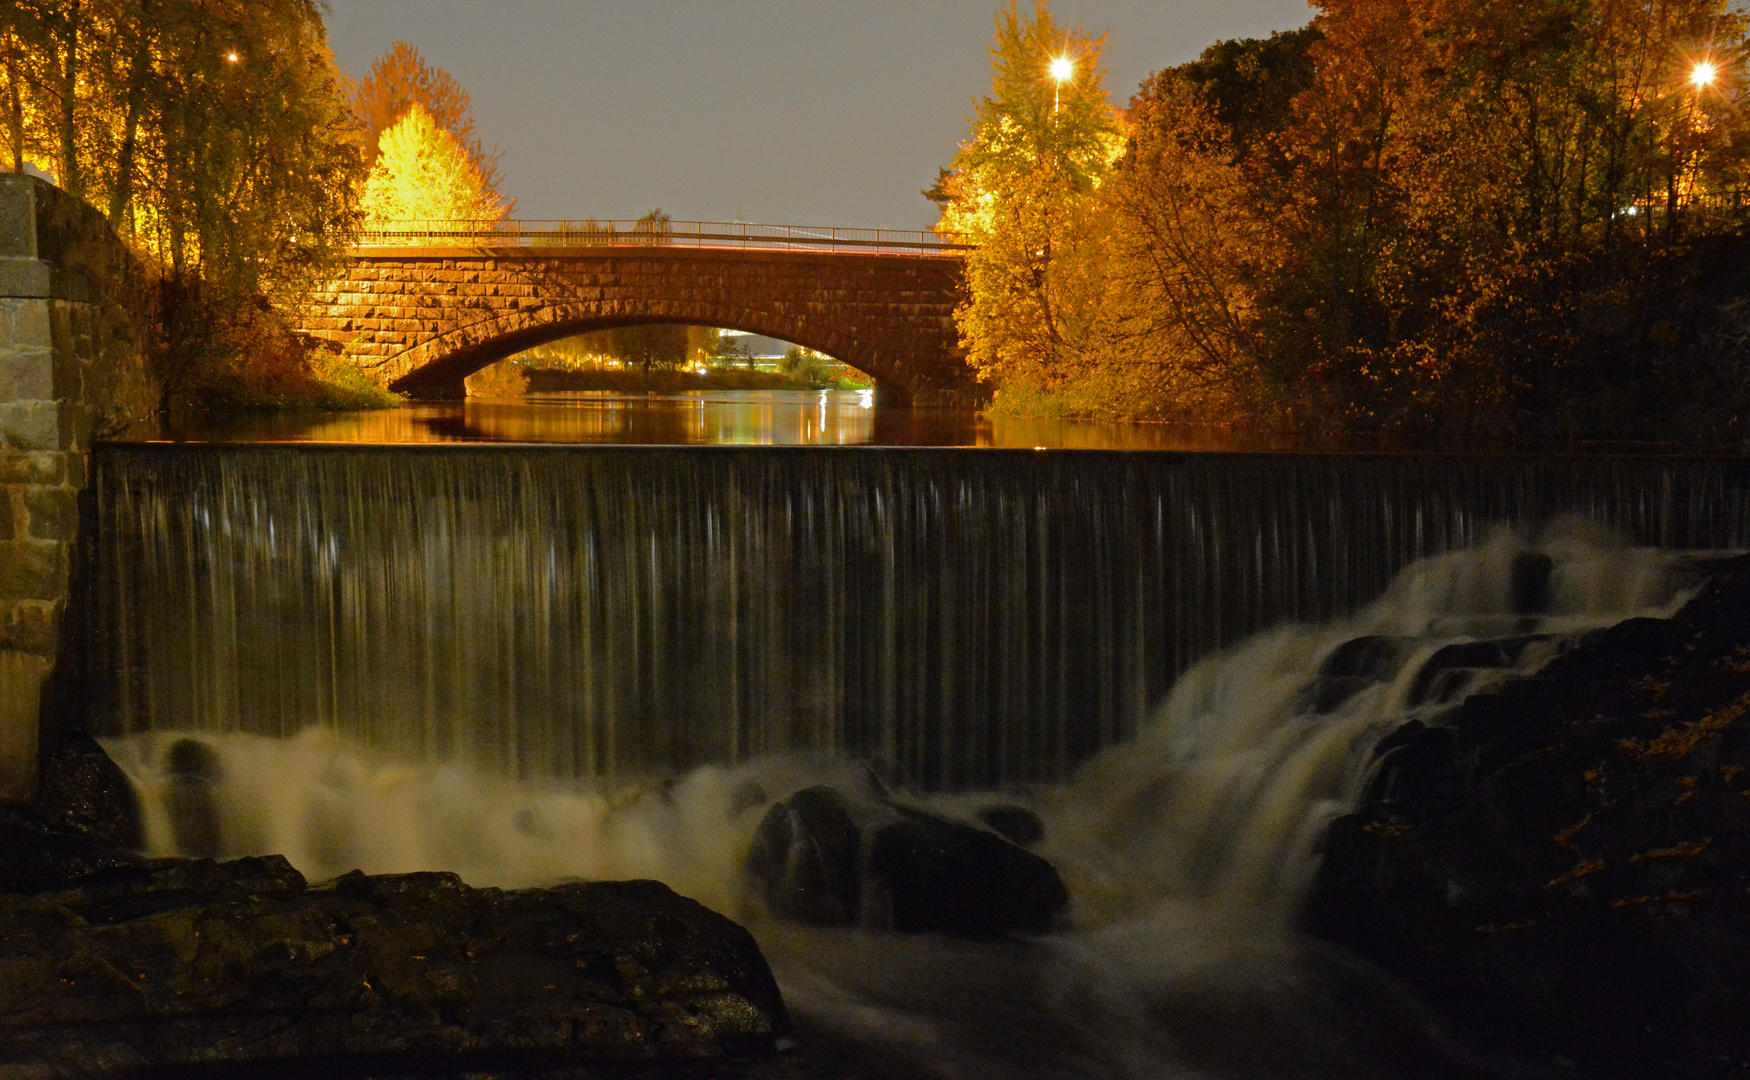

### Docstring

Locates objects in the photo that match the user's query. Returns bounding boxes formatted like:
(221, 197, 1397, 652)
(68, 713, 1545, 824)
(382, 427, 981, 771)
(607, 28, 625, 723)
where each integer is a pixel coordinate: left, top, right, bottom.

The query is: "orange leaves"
(358, 103, 508, 229)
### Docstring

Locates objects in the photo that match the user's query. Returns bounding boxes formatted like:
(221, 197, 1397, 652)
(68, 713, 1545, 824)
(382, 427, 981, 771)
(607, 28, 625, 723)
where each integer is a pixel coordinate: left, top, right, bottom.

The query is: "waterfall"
(89, 446, 1750, 791)
(99, 522, 1714, 1079)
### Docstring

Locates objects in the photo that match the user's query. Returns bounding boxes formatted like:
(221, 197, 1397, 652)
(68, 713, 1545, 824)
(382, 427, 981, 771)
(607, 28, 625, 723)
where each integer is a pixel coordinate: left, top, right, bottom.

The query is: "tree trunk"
(108, 1, 154, 225)
(57, 1, 81, 197)
(2, 29, 23, 174)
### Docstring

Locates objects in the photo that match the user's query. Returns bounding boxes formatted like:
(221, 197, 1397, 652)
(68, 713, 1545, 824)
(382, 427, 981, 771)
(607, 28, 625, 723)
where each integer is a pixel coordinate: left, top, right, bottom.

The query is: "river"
(92, 393, 1750, 1078)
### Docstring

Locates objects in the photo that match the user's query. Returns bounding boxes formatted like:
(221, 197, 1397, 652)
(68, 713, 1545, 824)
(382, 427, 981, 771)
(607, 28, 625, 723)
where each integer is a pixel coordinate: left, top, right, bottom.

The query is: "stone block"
(0, 452, 60, 485)
(0, 540, 65, 602)
(0, 600, 58, 654)
(0, 349, 53, 402)
(23, 487, 75, 542)
(0, 402, 60, 452)
(6, 298, 50, 352)
(0, 649, 46, 803)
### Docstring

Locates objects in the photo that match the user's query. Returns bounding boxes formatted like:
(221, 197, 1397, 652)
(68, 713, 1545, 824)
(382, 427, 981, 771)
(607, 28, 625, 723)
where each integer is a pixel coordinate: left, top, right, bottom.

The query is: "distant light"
(1050, 56, 1075, 84)
(1692, 60, 1718, 89)
(225, 51, 240, 64)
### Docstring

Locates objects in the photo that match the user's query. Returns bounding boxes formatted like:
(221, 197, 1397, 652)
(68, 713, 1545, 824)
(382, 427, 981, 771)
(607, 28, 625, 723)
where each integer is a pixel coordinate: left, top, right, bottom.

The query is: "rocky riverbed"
(0, 743, 819, 1079)
(1307, 554, 1750, 1080)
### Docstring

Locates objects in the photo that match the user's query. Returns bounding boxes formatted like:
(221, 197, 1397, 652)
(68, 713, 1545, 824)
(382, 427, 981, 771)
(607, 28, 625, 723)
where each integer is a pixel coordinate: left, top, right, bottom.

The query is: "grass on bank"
(181, 348, 404, 411)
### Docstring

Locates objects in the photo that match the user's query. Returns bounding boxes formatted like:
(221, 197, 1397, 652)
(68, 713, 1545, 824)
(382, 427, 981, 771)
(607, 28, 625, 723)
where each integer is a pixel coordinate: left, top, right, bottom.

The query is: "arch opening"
(392, 314, 879, 399)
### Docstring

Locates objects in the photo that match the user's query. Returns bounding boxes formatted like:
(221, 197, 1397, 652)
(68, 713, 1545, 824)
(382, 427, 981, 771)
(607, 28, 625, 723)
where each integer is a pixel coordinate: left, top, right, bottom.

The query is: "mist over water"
(101, 524, 1715, 1079)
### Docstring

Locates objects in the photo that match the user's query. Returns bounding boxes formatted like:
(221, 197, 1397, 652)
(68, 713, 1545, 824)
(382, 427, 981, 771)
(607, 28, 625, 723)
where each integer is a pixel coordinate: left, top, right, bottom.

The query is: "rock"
(165, 736, 224, 859)
(977, 803, 1045, 847)
(34, 735, 142, 850)
(0, 852, 795, 1078)
(1296, 634, 1410, 714)
(1305, 554, 1750, 1080)
(745, 785, 1067, 939)
(1404, 634, 1552, 707)
(746, 785, 862, 927)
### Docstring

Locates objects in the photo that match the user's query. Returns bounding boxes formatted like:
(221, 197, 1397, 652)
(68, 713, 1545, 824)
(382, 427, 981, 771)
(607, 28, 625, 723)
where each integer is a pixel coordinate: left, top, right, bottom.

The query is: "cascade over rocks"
(1306, 555, 1750, 1080)
(745, 785, 1068, 938)
(0, 748, 819, 1079)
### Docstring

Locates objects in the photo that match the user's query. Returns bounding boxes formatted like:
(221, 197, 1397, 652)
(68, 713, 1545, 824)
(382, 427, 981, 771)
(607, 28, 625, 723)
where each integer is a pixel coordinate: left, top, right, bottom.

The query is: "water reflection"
(146, 391, 1298, 450)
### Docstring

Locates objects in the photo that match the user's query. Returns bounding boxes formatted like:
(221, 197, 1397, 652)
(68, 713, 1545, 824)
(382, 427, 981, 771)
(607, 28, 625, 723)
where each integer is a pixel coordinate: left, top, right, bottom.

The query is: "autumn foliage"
(941, 0, 1750, 442)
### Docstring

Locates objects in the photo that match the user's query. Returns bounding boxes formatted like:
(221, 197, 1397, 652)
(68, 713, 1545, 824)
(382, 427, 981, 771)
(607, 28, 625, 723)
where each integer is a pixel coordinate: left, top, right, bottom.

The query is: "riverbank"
(523, 368, 861, 394)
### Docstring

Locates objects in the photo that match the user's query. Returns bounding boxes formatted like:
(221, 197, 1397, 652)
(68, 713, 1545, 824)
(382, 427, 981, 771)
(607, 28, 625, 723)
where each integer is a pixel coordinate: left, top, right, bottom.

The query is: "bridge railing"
(354, 219, 972, 255)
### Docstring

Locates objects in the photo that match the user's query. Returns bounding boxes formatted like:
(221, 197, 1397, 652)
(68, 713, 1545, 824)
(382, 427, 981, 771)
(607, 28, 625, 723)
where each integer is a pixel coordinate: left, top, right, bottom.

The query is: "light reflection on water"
(147, 391, 1281, 450)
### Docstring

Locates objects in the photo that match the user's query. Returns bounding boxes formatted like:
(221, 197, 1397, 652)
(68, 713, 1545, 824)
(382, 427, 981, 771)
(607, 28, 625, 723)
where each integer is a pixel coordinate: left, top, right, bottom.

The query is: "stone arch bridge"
(296, 221, 979, 407)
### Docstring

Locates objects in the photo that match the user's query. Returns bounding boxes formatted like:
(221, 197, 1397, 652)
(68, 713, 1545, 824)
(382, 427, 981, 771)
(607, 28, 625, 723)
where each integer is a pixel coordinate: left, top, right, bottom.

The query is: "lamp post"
(1050, 55, 1074, 115)
(1673, 58, 1719, 228)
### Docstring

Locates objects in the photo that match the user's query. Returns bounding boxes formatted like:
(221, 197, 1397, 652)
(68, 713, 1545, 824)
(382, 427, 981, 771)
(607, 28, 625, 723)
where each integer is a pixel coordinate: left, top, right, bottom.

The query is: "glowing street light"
(1050, 54, 1074, 113)
(1691, 60, 1718, 89)
(225, 51, 240, 64)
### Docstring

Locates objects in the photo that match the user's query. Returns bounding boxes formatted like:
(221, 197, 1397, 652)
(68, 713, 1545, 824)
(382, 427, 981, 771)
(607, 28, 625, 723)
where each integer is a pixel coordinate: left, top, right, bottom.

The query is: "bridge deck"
(356, 219, 970, 256)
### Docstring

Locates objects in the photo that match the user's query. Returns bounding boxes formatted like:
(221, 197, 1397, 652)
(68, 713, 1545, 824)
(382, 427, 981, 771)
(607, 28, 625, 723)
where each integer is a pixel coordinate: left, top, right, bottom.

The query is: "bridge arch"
(391, 304, 878, 394)
(298, 244, 980, 406)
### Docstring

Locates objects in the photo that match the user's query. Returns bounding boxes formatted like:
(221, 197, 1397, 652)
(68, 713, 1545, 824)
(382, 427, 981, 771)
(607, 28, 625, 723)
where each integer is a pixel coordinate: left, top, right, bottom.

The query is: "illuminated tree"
(359, 102, 508, 226)
(350, 40, 503, 193)
(932, 1, 1124, 411)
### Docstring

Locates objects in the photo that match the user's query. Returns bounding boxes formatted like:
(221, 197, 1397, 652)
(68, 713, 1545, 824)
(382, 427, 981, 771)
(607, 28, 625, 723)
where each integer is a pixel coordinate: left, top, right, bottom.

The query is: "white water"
(103, 528, 1707, 1079)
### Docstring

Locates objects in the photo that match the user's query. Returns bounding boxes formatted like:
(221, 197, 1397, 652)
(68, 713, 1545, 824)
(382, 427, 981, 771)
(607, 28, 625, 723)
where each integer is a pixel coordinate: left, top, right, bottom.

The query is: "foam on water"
(101, 528, 1711, 1079)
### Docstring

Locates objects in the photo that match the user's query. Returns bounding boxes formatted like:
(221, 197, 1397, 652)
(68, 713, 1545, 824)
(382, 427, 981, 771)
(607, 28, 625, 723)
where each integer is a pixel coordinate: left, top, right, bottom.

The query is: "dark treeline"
(939, 0, 1750, 444)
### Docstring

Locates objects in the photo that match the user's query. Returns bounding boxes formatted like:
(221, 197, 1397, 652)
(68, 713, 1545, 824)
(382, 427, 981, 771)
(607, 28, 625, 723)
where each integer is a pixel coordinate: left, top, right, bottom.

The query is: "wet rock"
(729, 780, 771, 820)
(1510, 551, 1555, 616)
(1404, 635, 1552, 707)
(746, 785, 862, 927)
(978, 803, 1045, 847)
(1306, 554, 1750, 1080)
(1296, 635, 1410, 714)
(746, 785, 1067, 939)
(0, 852, 794, 1078)
(34, 735, 141, 850)
(165, 736, 224, 858)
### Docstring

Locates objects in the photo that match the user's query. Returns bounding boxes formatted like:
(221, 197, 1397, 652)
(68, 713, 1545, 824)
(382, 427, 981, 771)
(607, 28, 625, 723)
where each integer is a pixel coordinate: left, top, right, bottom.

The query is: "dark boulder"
(746, 785, 1067, 939)
(34, 735, 142, 850)
(1296, 635, 1411, 714)
(0, 850, 797, 1078)
(1305, 554, 1750, 1080)
(977, 803, 1045, 847)
(165, 736, 224, 858)
(746, 784, 862, 927)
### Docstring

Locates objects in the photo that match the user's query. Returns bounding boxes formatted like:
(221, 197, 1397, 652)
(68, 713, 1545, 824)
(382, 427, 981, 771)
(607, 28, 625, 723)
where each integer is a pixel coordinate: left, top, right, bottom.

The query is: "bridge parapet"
(356, 218, 971, 257)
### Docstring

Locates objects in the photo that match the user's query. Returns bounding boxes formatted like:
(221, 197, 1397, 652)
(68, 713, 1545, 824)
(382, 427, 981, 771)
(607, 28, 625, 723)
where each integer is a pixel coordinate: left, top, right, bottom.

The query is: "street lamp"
(1049, 55, 1074, 114)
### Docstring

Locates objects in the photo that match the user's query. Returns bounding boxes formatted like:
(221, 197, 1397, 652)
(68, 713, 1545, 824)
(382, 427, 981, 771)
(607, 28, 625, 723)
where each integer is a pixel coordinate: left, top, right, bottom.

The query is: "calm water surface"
(149, 390, 1289, 449)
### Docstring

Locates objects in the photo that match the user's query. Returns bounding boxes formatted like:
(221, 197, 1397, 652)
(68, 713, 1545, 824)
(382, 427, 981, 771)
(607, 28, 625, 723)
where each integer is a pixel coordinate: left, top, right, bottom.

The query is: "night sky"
(324, 1, 1314, 230)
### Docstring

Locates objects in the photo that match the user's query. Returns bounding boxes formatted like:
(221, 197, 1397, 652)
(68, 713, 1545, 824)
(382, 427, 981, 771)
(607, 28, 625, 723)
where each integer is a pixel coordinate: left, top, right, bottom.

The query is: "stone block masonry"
(0, 177, 154, 802)
(299, 244, 981, 407)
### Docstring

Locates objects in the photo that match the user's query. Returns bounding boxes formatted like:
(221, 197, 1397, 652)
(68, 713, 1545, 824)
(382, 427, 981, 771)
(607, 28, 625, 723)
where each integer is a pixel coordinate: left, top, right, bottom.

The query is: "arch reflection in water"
(146, 392, 1326, 450)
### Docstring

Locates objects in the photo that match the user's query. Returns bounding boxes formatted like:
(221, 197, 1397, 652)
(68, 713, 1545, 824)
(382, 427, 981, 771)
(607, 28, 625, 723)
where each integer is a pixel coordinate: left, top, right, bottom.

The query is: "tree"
(359, 102, 508, 226)
(350, 40, 503, 192)
(932, 1, 1124, 410)
(5, 0, 369, 409)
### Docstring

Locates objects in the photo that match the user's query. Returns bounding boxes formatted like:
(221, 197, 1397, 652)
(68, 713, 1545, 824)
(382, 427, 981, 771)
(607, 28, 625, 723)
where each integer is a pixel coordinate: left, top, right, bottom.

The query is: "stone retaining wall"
(299, 245, 978, 406)
(0, 177, 154, 802)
